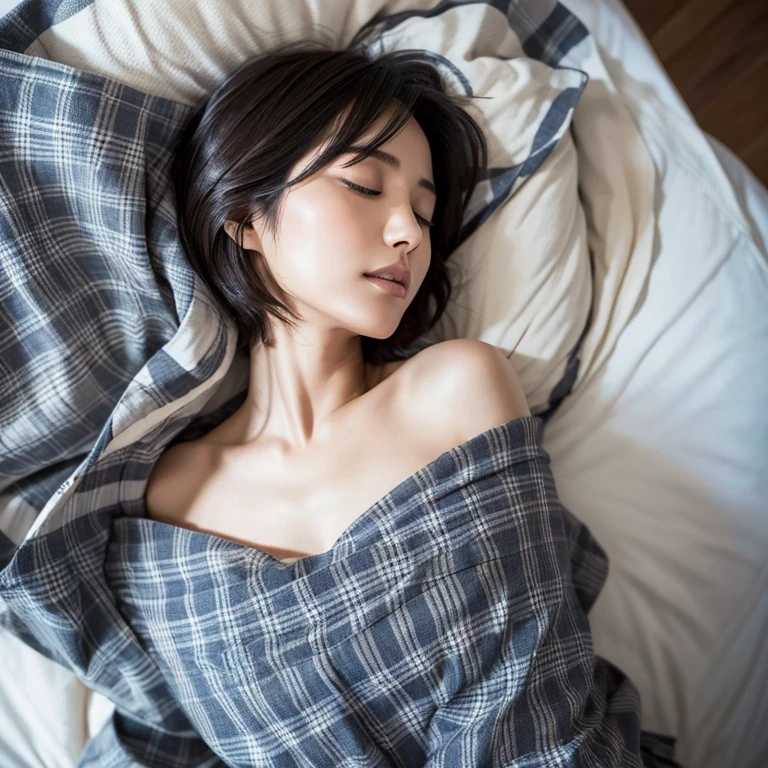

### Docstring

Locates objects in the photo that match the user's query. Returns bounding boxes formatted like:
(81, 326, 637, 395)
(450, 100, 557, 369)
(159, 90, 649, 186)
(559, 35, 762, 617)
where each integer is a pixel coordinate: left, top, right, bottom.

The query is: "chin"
(356, 315, 403, 339)
(362, 325, 400, 341)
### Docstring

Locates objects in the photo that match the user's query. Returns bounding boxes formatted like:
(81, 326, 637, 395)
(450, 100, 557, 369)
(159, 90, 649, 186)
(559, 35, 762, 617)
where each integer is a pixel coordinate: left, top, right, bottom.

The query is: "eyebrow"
(347, 145, 436, 197)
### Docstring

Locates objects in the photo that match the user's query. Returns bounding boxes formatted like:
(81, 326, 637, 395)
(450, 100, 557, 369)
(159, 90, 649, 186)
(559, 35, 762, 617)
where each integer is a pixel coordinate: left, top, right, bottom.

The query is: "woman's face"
(232, 107, 436, 340)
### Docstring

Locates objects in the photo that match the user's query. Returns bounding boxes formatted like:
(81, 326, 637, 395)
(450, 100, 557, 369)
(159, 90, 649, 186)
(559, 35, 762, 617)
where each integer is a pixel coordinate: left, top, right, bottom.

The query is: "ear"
(224, 218, 261, 251)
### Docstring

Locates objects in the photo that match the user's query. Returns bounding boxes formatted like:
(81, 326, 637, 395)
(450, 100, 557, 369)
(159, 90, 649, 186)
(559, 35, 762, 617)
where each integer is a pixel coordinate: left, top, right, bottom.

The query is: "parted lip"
(364, 263, 410, 290)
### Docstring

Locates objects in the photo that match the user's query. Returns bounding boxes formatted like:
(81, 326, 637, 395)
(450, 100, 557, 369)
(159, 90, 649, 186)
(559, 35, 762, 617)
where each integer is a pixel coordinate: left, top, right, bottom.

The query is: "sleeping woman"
(102, 38, 681, 767)
(144, 39, 531, 563)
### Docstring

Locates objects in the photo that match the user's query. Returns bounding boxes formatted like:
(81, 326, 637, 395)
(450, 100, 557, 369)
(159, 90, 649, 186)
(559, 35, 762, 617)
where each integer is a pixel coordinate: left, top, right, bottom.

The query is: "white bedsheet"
(551, 2, 768, 767)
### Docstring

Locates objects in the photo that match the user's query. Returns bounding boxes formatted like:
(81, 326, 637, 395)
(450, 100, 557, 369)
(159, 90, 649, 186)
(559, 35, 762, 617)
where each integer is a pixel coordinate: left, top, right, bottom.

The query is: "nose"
(382, 201, 424, 253)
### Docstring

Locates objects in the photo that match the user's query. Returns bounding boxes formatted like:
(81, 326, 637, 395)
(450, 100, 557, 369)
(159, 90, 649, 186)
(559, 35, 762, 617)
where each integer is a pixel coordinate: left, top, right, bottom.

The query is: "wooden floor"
(623, 0, 768, 187)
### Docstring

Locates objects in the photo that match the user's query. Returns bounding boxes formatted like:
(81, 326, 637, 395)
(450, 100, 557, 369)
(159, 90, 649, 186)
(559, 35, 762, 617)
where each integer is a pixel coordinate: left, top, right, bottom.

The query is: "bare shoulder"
(403, 339, 531, 443)
(144, 440, 212, 523)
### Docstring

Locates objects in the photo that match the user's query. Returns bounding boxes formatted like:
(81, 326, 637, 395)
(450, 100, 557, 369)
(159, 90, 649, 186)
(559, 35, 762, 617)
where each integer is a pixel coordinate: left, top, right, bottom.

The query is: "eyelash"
(342, 179, 435, 228)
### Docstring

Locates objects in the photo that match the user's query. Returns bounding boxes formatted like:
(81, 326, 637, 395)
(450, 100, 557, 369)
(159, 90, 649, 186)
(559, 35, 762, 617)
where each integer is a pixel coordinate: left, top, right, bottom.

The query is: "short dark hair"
(171, 37, 488, 364)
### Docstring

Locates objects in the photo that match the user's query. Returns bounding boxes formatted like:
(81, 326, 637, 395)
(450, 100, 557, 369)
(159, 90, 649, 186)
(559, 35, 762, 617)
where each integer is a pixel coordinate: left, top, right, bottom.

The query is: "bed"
(0, 0, 765, 766)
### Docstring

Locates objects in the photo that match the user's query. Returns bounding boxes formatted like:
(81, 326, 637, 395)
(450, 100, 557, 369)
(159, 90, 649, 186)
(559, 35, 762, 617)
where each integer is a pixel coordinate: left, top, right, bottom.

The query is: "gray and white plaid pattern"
(92, 416, 656, 766)
(0, 49, 199, 547)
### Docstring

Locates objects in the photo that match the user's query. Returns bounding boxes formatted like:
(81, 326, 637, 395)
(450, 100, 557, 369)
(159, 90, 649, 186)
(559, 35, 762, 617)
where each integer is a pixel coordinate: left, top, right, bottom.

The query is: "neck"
(229, 322, 370, 451)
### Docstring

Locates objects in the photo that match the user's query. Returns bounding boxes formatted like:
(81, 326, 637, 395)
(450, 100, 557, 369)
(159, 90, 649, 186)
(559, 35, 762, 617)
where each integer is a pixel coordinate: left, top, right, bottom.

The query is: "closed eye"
(341, 179, 434, 228)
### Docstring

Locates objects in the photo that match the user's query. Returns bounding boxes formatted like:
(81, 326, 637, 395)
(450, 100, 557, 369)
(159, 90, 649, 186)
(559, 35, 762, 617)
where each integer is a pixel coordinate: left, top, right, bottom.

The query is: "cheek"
(277, 192, 363, 280)
(416, 243, 431, 276)
(292, 184, 360, 231)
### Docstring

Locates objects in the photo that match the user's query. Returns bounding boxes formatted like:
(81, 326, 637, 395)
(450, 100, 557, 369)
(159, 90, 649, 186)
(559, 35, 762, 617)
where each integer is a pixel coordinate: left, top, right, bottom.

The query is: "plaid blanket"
(0, 0, 678, 764)
(99, 418, 677, 766)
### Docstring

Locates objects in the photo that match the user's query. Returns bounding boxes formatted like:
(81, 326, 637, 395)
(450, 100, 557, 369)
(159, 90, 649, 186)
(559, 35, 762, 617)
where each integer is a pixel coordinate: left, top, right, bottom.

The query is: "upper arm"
(414, 339, 531, 443)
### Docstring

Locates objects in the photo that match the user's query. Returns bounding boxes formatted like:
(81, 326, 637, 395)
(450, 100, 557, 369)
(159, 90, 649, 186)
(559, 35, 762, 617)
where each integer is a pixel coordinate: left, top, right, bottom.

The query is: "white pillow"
(425, 128, 590, 414)
(24, 0, 591, 415)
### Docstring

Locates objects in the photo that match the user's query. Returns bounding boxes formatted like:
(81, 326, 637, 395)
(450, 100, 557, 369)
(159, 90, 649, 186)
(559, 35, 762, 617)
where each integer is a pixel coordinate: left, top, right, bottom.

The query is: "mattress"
(550, 2, 768, 767)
